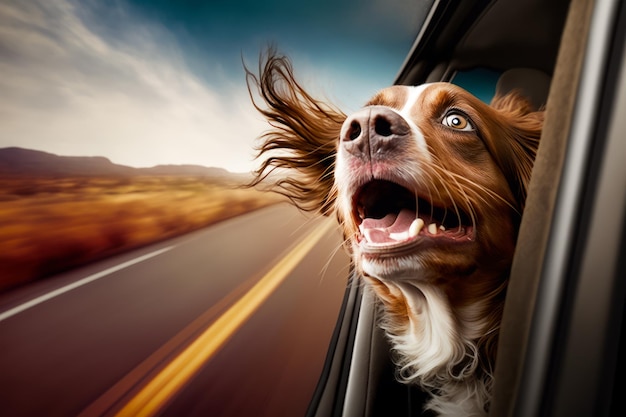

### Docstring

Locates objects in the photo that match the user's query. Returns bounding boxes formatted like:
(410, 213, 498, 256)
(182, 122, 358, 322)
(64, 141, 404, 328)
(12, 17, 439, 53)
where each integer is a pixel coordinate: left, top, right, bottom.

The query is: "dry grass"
(0, 175, 281, 292)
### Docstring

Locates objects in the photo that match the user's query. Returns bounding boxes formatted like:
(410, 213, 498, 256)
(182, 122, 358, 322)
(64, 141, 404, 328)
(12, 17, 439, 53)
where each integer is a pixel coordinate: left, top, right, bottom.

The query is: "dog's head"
(335, 83, 542, 286)
(247, 53, 542, 291)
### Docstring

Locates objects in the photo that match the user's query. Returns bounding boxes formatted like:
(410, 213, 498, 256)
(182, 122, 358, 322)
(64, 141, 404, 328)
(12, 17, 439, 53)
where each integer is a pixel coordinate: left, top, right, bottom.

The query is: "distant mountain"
(0, 147, 135, 176)
(139, 164, 230, 177)
(0, 147, 244, 179)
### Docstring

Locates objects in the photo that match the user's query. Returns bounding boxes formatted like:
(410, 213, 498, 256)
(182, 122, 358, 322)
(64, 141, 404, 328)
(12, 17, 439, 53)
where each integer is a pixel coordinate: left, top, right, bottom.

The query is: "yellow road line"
(78, 272, 263, 417)
(115, 219, 335, 417)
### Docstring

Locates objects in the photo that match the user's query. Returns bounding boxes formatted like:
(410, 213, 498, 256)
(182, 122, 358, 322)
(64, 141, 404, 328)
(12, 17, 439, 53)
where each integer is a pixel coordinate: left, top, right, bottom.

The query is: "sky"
(0, 0, 427, 172)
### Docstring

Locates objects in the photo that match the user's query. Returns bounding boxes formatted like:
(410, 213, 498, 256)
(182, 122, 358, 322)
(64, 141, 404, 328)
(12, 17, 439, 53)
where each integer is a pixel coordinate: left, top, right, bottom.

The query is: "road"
(0, 204, 351, 417)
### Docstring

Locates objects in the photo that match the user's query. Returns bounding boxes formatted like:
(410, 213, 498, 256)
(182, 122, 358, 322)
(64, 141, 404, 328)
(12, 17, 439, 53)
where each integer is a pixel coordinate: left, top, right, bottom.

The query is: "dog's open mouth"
(353, 180, 474, 248)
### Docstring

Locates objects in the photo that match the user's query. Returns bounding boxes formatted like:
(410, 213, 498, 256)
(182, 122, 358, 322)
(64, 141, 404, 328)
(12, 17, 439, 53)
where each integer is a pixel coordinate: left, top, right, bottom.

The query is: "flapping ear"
(488, 91, 544, 212)
(245, 49, 346, 215)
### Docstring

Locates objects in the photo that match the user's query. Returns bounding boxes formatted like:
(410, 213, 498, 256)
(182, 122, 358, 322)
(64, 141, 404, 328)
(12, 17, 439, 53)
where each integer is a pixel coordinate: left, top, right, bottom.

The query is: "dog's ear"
(488, 91, 544, 212)
(245, 48, 346, 215)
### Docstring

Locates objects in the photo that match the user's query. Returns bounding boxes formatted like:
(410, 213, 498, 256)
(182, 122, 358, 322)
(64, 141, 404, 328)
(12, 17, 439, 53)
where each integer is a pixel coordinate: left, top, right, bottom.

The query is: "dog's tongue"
(360, 209, 417, 244)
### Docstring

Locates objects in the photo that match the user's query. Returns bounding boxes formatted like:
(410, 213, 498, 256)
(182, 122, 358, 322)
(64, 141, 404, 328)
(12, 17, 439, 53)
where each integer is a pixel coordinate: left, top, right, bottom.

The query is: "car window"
(451, 68, 501, 103)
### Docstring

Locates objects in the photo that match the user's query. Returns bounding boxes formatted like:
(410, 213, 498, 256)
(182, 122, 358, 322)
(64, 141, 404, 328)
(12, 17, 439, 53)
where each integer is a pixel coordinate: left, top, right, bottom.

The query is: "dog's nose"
(340, 106, 411, 157)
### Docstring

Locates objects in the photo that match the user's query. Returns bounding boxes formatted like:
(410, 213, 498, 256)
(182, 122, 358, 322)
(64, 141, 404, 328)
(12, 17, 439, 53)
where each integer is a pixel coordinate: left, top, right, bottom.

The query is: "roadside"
(0, 175, 281, 292)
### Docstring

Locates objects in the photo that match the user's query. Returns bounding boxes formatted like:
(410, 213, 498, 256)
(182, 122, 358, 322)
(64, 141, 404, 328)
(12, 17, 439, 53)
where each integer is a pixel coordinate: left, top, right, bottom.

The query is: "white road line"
(0, 246, 174, 323)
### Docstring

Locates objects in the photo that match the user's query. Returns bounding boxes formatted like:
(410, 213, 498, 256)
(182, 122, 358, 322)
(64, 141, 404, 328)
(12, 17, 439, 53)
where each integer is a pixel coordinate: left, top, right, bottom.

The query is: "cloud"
(0, 0, 267, 172)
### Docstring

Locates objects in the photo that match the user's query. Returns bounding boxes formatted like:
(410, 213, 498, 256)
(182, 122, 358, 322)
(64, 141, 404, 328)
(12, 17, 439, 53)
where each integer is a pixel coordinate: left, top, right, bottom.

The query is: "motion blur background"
(0, 3, 425, 415)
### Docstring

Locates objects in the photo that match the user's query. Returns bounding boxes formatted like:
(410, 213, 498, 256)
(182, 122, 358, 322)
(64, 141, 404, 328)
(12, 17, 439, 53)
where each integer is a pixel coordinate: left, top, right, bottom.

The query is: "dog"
(246, 51, 543, 416)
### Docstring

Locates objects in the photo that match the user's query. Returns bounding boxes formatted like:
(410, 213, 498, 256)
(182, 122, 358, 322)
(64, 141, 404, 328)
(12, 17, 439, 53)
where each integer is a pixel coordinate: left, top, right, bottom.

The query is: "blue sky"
(0, 0, 426, 172)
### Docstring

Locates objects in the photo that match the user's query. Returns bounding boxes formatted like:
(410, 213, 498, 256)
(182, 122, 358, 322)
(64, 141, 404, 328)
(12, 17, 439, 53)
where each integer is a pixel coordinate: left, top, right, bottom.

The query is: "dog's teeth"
(358, 207, 365, 219)
(409, 218, 424, 237)
(439, 225, 446, 231)
(428, 223, 438, 235)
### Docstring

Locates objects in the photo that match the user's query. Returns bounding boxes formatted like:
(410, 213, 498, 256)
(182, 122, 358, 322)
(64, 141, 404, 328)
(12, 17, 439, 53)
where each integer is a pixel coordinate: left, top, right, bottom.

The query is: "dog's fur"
(246, 51, 543, 416)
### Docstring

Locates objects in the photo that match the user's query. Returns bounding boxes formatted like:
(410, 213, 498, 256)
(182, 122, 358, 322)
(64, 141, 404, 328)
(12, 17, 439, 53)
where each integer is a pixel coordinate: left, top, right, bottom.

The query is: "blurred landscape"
(0, 147, 281, 293)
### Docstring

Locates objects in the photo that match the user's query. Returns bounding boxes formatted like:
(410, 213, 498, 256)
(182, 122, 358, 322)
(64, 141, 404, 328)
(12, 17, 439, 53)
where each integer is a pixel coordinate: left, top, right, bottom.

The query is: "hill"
(0, 147, 242, 179)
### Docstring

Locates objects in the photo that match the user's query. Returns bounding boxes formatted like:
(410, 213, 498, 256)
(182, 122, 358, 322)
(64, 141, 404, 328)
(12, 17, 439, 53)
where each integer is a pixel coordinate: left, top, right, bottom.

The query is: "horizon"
(0, 146, 246, 176)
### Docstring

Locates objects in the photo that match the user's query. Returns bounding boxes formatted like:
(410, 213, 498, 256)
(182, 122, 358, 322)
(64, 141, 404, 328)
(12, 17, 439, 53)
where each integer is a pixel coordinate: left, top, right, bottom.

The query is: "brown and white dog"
(246, 51, 543, 416)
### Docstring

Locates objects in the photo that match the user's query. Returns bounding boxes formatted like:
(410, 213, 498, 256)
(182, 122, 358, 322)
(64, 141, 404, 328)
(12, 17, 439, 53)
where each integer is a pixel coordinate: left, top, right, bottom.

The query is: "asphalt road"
(0, 204, 351, 417)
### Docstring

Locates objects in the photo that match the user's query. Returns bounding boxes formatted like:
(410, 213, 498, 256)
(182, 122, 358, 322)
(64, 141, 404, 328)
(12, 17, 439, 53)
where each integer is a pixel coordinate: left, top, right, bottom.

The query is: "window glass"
(452, 68, 502, 103)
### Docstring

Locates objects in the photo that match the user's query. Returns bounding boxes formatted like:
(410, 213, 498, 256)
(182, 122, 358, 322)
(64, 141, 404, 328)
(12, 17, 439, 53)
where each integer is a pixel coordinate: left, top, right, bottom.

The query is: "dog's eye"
(442, 112, 474, 131)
